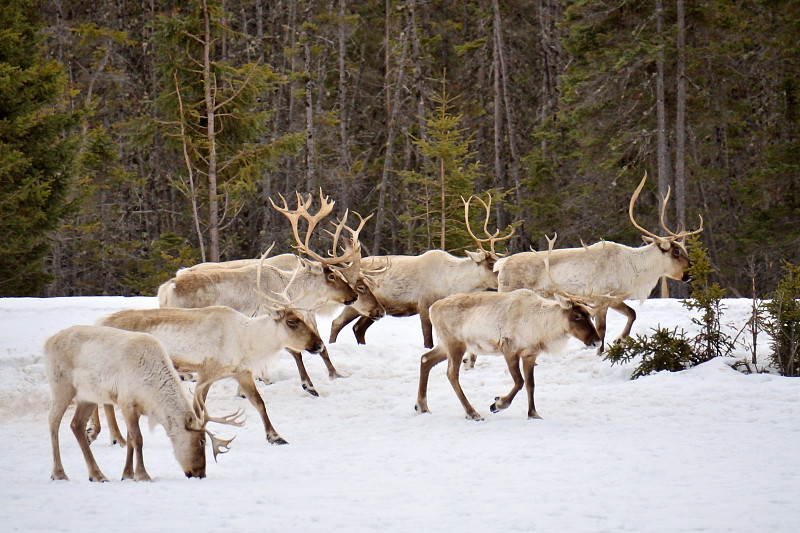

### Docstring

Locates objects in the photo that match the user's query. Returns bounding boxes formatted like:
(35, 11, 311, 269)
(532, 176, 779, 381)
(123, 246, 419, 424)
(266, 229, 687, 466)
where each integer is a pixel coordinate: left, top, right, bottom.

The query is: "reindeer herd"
(45, 172, 703, 482)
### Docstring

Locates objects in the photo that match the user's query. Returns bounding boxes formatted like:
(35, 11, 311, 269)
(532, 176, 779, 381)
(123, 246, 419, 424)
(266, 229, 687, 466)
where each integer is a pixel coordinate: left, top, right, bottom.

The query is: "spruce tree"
(0, 0, 79, 296)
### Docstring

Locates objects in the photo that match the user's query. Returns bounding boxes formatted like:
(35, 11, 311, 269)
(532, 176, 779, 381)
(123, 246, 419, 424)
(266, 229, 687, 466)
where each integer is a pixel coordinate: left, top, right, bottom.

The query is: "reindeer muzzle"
(308, 339, 325, 354)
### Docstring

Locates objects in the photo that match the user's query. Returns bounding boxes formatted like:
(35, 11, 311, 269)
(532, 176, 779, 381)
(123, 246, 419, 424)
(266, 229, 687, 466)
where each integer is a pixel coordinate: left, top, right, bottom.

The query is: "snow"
(1, 296, 798, 532)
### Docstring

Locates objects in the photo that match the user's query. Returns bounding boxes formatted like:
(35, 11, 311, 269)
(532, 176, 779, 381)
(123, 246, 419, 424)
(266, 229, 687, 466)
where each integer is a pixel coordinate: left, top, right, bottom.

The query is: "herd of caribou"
(45, 172, 703, 481)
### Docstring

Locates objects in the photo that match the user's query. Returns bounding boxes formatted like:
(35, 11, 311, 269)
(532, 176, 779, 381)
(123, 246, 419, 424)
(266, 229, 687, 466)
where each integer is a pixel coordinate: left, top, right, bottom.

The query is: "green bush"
(604, 327, 696, 379)
(682, 236, 735, 361)
(762, 262, 800, 377)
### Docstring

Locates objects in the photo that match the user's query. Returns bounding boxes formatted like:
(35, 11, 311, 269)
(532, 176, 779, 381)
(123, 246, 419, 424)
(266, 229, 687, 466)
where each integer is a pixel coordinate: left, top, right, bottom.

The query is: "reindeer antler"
(324, 210, 373, 285)
(192, 382, 246, 461)
(462, 194, 515, 259)
(270, 189, 364, 267)
(253, 243, 308, 308)
(630, 171, 704, 241)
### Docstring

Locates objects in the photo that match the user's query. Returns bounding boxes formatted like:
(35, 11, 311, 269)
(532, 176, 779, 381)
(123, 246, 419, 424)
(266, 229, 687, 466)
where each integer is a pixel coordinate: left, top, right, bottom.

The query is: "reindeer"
(97, 293, 323, 446)
(265, 190, 385, 392)
(414, 290, 601, 421)
(158, 232, 358, 397)
(329, 194, 514, 348)
(45, 325, 241, 482)
(494, 172, 703, 353)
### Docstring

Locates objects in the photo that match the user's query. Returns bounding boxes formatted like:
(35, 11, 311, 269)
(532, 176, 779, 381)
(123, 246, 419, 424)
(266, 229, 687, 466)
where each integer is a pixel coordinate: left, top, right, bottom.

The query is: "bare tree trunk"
(338, 0, 351, 206)
(492, 0, 522, 213)
(675, 0, 687, 228)
(372, 15, 409, 254)
(202, 0, 220, 262)
(656, 0, 669, 213)
(305, 37, 315, 191)
(656, 0, 668, 297)
(491, 10, 506, 230)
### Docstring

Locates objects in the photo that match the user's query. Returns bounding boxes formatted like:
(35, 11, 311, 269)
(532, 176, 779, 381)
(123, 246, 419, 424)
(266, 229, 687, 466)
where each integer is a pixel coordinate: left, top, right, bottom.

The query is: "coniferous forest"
(1, 0, 798, 298)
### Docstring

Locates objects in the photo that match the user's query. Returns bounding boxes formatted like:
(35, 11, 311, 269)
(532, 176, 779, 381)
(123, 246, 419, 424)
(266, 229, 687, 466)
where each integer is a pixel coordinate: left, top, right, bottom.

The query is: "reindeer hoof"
(302, 384, 319, 397)
(269, 436, 289, 445)
(490, 402, 500, 413)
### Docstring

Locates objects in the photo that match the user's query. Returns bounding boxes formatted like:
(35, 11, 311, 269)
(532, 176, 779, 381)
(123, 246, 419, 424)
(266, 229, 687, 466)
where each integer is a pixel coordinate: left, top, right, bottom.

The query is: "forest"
(1, 0, 798, 298)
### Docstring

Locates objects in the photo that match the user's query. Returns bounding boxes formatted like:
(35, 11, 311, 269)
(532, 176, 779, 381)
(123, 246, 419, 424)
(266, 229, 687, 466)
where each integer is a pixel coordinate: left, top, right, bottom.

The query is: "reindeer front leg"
(234, 371, 288, 445)
(420, 306, 434, 349)
(70, 402, 108, 482)
(414, 345, 447, 414)
(522, 354, 543, 420)
(287, 348, 319, 397)
(443, 342, 482, 421)
(490, 351, 524, 413)
(120, 406, 150, 482)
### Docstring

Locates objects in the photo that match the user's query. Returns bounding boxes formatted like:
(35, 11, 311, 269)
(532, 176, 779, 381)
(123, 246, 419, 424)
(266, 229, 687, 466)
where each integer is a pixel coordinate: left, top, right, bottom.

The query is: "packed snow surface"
(1, 296, 798, 532)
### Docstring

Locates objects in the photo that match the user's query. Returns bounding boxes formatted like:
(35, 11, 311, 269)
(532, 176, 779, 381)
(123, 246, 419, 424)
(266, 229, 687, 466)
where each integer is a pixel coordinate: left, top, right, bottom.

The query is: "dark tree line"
(1, 0, 797, 297)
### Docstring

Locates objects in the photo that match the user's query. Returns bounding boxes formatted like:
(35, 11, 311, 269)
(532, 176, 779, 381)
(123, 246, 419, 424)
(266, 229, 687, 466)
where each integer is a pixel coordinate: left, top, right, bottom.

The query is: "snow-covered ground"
(1, 296, 798, 532)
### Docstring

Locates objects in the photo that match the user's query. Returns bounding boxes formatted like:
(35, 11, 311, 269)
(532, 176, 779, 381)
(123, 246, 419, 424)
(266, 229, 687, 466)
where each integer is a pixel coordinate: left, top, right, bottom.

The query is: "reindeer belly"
(464, 337, 502, 356)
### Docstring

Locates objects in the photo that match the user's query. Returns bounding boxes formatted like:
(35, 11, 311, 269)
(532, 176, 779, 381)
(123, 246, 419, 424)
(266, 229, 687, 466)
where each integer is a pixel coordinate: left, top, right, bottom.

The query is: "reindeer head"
(270, 189, 364, 305)
(629, 172, 703, 281)
(553, 293, 602, 349)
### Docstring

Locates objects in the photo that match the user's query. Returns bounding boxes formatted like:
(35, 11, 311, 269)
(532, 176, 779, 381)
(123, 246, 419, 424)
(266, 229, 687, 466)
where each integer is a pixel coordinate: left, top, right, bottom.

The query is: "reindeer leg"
(49, 384, 75, 481)
(70, 402, 108, 482)
(522, 355, 543, 420)
(594, 305, 609, 354)
(86, 405, 101, 444)
(330, 306, 362, 343)
(490, 351, 524, 413)
(318, 345, 343, 380)
(610, 302, 637, 344)
(120, 406, 150, 481)
(420, 307, 434, 349)
(287, 348, 319, 397)
(104, 404, 126, 446)
(415, 345, 447, 414)
(352, 316, 374, 345)
(443, 342, 482, 421)
(235, 371, 288, 445)
(462, 353, 478, 370)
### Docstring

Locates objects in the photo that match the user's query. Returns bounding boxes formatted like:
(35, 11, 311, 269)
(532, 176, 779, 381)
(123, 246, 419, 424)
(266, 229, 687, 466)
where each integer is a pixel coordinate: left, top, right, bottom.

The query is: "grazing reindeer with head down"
(45, 325, 240, 482)
(98, 269, 322, 446)
(414, 289, 601, 421)
(329, 194, 514, 349)
(494, 172, 703, 352)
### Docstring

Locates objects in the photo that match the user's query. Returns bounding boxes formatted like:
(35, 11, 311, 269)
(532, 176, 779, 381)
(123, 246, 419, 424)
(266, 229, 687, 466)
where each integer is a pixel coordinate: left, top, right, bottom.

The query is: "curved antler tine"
(629, 171, 659, 239)
(206, 431, 235, 462)
(679, 214, 704, 240)
(462, 196, 485, 252)
(659, 186, 676, 236)
(204, 406, 246, 428)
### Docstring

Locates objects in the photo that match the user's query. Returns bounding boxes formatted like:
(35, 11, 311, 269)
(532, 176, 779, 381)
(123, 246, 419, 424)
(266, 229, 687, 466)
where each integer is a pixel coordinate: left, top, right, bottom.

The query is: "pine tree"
(398, 74, 490, 254)
(0, 0, 80, 296)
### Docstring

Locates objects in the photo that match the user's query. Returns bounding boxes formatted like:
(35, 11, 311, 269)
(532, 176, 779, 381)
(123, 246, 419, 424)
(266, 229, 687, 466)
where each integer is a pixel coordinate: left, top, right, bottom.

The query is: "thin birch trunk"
(202, 0, 220, 262)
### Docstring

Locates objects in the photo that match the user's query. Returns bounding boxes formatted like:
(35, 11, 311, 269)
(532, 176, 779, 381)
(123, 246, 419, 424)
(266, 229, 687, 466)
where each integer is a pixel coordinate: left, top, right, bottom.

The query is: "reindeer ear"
(643, 235, 671, 251)
(554, 292, 572, 309)
(465, 250, 486, 263)
(185, 410, 202, 431)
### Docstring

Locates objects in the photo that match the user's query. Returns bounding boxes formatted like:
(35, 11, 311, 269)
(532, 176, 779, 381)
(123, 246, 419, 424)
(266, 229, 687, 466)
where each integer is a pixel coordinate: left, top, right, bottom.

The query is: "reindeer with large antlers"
(494, 172, 703, 352)
(45, 325, 242, 481)
(329, 193, 514, 348)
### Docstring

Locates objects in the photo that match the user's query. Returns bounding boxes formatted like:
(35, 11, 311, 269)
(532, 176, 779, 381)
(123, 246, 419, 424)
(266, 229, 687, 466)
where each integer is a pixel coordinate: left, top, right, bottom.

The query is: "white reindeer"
(97, 302, 323, 446)
(45, 325, 239, 482)
(329, 195, 514, 348)
(414, 290, 601, 421)
(494, 172, 703, 352)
